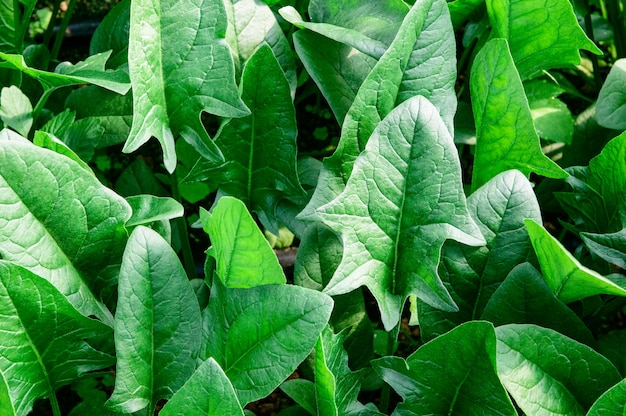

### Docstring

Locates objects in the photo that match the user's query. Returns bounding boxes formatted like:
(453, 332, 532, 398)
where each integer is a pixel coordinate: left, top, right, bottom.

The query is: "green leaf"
(481, 263, 595, 346)
(525, 79, 574, 144)
(0, 86, 32, 136)
(202, 279, 333, 405)
(581, 228, 626, 269)
(597, 59, 626, 130)
(294, 223, 343, 291)
(301, 0, 458, 221)
(525, 219, 626, 303)
(0, 51, 131, 94)
(0, 0, 15, 52)
(418, 170, 542, 340)
(90, 0, 130, 69)
(32, 131, 93, 172)
(372, 321, 516, 415)
(317, 96, 484, 331)
(486, 0, 601, 80)
(0, 370, 14, 416)
(160, 358, 245, 416)
(495, 324, 621, 415)
(125, 195, 183, 227)
(186, 45, 303, 232)
(123, 0, 249, 173)
(106, 226, 202, 414)
(587, 379, 626, 415)
(0, 261, 114, 416)
(115, 159, 168, 197)
(448, 0, 485, 29)
(280, 379, 316, 415)
(470, 38, 567, 190)
(202, 196, 285, 288)
(0, 140, 130, 323)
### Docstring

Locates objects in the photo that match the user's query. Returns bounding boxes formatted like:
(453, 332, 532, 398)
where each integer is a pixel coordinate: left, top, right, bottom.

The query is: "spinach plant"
(2, 0, 626, 414)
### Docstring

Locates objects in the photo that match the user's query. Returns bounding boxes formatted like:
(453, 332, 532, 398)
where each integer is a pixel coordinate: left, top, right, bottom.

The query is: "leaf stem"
(32, 87, 55, 125)
(582, 0, 603, 90)
(378, 325, 400, 413)
(170, 168, 197, 280)
(50, 0, 78, 61)
(49, 392, 62, 416)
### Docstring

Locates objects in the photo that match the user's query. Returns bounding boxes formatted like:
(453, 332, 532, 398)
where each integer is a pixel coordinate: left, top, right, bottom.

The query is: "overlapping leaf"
(0, 261, 114, 416)
(418, 170, 542, 340)
(470, 38, 567, 190)
(587, 379, 626, 415)
(106, 226, 202, 414)
(0, 86, 32, 136)
(597, 59, 626, 130)
(0, 140, 130, 323)
(486, 0, 601, 80)
(373, 321, 516, 415)
(300, 0, 457, 221)
(581, 228, 626, 269)
(186, 45, 303, 232)
(123, 0, 249, 172)
(202, 279, 333, 405)
(496, 324, 621, 415)
(317, 96, 484, 330)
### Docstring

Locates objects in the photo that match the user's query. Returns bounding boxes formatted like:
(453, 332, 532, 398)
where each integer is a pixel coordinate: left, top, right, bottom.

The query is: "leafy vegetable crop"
(2, 0, 626, 414)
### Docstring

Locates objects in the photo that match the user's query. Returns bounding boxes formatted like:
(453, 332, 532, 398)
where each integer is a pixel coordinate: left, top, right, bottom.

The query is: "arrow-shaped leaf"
(0, 140, 130, 323)
(0, 261, 114, 416)
(470, 38, 567, 190)
(317, 96, 484, 330)
(106, 226, 202, 414)
(123, 0, 249, 172)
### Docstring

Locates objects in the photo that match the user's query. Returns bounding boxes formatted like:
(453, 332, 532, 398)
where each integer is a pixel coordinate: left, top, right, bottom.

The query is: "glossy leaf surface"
(597, 59, 626, 130)
(470, 39, 567, 190)
(317, 96, 483, 330)
(0, 261, 114, 416)
(496, 324, 621, 415)
(587, 379, 626, 415)
(202, 279, 333, 405)
(107, 226, 202, 414)
(123, 0, 249, 172)
(0, 86, 32, 136)
(0, 140, 130, 323)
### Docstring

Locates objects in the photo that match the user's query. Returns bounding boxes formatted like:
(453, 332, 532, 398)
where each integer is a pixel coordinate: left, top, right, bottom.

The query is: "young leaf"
(0, 261, 114, 416)
(486, 0, 601, 80)
(317, 96, 484, 331)
(125, 195, 184, 227)
(525, 219, 626, 303)
(587, 379, 626, 415)
(280, 379, 316, 415)
(186, 45, 304, 232)
(123, 0, 249, 172)
(495, 324, 621, 415)
(418, 170, 542, 340)
(525, 79, 574, 144)
(372, 321, 516, 415)
(597, 59, 626, 130)
(300, 0, 457, 221)
(201, 196, 285, 288)
(0, 51, 130, 94)
(294, 222, 343, 291)
(0, 86, 32, 136)
(202, 279, 333, 405)
(160, 358, 245, 416)
(470, 38, 567, 190)
(106, 226, 202, 414)
(0, 140, 131, 323)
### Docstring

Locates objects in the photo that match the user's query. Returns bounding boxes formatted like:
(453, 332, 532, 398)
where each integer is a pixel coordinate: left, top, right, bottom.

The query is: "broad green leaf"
(65, 86, 132, 148)
(0, 261, 114, 416)
(185, 45, 303, 232)
(0, 0, 15, 52)
(301, 0, 458, 221)
(597, 59, 626, 130)
(107, 226, 202, 414)
(229, 0, 297, 95)
(448, 0, 484, 29)
(0, 140, 130, 323)
(317, 96, 484, 331)
(123, 0, 249, 172)
(160, 358, 245, 416)
(495, 324, 621, 415)
(481, 263, 595, 346)
(294, 223, 343, 290)
(525, 79, 574, 144)
(125, 195, 183, 227)
(0, 51, 130, 94)
(587, 378, 626, 415)
(418, 170, 542, 340)
(526, 219, 626, 303)
(597, 331, 626, 377)
(486, 0, 601, 80)
(0, 370, 14, 416)
(373, 321, 516, 415)
(581, 228, 626, 269)
(0, 86, 32, 136)
(280, 379, 316, 415)
(33, 131, 93, 172)
(470, 38, 567, 191)
(202, 279, 333, 405)
(114, 159, 168, 197)
(202, 196, 285, 287)
(90, 0, 130, 69)
(39, 111, 105, 163)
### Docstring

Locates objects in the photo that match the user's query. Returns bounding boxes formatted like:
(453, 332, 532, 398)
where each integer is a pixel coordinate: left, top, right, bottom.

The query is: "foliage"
(2, 0, 626, 414)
